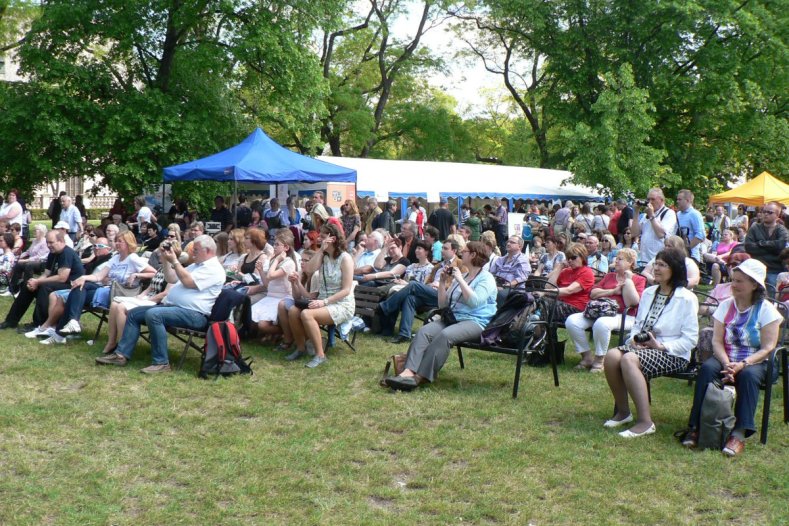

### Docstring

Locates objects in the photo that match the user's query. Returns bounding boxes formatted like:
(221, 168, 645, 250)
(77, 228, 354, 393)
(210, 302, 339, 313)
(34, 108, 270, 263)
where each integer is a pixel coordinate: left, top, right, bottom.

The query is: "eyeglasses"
(167, 234, 177, 239)
(89, 234, 96, 238)
(763, 210, 776, 215)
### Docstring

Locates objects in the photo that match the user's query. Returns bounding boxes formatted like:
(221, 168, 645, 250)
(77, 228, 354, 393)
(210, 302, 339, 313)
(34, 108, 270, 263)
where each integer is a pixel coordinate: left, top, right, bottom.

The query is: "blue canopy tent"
(163, 128, 356, 226)
(163, 128, 357, 184)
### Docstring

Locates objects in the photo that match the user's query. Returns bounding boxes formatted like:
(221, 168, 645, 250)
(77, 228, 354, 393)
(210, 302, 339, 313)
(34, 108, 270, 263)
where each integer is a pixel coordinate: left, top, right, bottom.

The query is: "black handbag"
(438, 307, 458, 326)
(294, 297, 312, 310)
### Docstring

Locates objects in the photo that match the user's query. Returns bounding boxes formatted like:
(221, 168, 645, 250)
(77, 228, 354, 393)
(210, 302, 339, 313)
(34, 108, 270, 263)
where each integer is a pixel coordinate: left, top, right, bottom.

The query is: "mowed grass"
(0, 296, 787, 525)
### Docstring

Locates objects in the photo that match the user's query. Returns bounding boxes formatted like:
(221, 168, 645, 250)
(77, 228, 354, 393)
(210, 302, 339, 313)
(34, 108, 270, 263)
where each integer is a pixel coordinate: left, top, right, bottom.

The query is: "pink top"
(715, 241, 736, 256)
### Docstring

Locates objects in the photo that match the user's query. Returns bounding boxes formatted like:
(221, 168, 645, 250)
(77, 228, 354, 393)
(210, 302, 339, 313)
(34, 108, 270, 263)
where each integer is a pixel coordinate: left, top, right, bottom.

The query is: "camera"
(634, 199, 648, 207)
(633, 331, 651, 344)
(161, 241, 172, 251)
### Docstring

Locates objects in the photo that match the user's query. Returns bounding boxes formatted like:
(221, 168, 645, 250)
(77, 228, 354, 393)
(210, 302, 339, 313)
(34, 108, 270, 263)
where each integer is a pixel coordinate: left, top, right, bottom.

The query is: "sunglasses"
(167, 234, 177, 238)
(763, 210, 776, 215)
(568, 255, 582, 261)
(89, 233, 96, 237)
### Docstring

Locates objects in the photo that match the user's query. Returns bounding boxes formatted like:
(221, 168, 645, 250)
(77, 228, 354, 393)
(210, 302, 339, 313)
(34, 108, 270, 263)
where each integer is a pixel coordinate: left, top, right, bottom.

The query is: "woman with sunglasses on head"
(385, 241, 497, 391)
(603, 248, 699, 438)
(546, 243, 596, 324)
(682, 259, 781, 455)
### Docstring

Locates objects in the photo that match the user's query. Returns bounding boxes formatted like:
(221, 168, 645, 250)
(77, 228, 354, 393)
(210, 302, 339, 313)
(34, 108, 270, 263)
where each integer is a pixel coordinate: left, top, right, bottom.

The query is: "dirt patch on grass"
(368, 495, 395, 510)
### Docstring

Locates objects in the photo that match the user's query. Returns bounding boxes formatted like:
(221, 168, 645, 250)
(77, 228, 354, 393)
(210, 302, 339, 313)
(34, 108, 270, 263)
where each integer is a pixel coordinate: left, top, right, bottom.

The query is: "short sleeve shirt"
(713, 298, 782, 362)
(557, 266, 595, 311)
(107, 253, 148, 287)
(48, 247, 85, 283)
(163, 257, 225, 315)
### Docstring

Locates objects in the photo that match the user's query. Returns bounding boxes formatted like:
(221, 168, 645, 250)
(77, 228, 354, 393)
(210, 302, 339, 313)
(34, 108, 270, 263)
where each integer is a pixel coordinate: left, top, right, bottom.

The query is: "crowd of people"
(0, 187, 785, 456)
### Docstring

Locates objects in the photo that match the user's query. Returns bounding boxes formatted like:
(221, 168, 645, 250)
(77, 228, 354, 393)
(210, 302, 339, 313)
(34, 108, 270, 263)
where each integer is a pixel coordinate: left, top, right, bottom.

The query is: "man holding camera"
(744, 201, 788, 294)
(630, 188, 677, 264)
(96, 235, 225, 373)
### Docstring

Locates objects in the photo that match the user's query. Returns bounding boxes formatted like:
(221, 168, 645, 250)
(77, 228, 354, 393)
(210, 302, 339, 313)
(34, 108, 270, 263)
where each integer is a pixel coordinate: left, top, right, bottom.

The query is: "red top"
(557, 266, 596, 311)
(594, 272, 647, 316)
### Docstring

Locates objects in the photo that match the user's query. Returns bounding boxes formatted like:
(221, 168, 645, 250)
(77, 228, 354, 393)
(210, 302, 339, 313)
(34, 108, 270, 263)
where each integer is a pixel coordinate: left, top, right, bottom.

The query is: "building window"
(0, 56, 6, 76)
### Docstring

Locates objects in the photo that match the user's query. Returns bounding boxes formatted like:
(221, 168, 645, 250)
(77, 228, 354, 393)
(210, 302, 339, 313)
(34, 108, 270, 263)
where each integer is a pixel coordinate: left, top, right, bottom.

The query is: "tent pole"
(233, 179, 238, 228)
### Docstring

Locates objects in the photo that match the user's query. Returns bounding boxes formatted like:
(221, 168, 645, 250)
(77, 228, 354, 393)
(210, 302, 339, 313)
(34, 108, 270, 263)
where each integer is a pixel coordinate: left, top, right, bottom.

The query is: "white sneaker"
(41, 334, 67, 345)
(0, 290, 13, 297)
(25, 326, 55, 339)
(60, 319, 82, 334)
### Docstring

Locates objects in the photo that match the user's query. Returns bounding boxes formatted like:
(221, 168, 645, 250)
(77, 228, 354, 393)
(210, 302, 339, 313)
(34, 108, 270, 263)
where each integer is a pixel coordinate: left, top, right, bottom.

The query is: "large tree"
(455, 0, 789, 196)
(0, 0, 336, 202)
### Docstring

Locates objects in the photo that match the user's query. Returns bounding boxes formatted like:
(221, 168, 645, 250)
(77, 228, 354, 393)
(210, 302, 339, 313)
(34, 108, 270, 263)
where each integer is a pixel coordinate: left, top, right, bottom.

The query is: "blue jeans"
(766, 272, 779, 296)
(379, 281, 438, 338)
(116, 305, 208, 365)
(688, 356, 774, 437)
(57, 282, 104, 332)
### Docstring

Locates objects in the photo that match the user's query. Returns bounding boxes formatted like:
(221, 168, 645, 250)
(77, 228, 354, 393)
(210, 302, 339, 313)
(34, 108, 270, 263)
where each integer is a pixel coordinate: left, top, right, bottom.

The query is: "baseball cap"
(54, 221, 70, 229)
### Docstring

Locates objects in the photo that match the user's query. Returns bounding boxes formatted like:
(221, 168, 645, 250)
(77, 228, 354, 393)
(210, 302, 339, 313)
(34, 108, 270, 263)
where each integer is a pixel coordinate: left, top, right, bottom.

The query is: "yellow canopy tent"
(709, 171, 789, 206)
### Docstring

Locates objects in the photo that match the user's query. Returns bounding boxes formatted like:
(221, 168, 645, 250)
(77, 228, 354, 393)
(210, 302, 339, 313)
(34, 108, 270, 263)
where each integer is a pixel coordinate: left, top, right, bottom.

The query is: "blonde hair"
(229, 228, 246, 255)
(664, 235, 687, 255)
(616, 248, 638, 269)
(166, 223, 182, 244)
(447, 233, 467, 251)
(118, 230, 138, 252)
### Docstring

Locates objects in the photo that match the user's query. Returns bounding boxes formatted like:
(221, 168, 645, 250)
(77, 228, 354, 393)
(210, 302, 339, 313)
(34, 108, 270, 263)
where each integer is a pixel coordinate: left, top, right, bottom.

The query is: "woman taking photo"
(682, 259, 781, 455)
(565, 248, 646, 372)
(385, 241, 497, 391)
(250, 230, 299, 343)
(282, 223, 355, 368)
(603, 248, 699, 438)
(535, 236, 565, 277)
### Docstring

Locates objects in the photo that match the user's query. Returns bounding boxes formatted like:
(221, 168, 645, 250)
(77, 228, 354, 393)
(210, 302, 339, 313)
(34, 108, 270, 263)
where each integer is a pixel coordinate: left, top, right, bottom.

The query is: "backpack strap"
(211, 322, 227, 362)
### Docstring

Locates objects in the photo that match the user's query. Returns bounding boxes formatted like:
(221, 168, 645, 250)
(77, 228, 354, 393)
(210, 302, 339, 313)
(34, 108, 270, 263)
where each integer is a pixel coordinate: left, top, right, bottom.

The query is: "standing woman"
(683, 259, 781, 455)
(285, 196, 301, 226)
(385, 241, 497, 391)
(251, 229, 299, 343)
(0, 189, 24, 228)
(283, 223, 355, 368)
(603, 248, 699, 438)
(732, 205, 749, 232)
(340, 199, 362, 247)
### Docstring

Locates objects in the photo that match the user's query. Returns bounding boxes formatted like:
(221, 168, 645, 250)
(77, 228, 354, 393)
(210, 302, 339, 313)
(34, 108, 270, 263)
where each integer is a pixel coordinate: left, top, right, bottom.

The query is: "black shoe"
(16, 323, 35, 334)
(390, 336, 411, 344)
(0, 321, 18, 330)
(385, 375, 419, 391)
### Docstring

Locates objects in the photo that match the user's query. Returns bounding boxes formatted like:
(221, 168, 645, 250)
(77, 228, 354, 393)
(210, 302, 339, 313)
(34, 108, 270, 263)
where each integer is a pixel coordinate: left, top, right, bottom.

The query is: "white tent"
(317, 156, 600, 202)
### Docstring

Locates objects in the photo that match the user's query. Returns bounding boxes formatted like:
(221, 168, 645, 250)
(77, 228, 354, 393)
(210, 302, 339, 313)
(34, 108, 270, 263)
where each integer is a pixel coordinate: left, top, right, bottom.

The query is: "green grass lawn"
(0, 296, 787, 525)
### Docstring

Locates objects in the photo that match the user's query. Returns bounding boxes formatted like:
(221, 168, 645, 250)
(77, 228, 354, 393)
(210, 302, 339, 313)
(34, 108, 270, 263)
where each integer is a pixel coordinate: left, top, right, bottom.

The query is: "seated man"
(0, 231, 84, 332)
(377, 239, 465, 344)
(25, 239, 114, 340)
(489, 235, 531, 305)
(583, 235, 609, 274)
(96, 234, 225, 373)
(353, 230, 383, 280)
(6, 223, 50, 295)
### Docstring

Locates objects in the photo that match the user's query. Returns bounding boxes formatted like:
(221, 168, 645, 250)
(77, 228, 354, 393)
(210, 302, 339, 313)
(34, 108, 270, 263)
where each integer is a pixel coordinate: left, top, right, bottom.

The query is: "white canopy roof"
(317, 156, 600, 202)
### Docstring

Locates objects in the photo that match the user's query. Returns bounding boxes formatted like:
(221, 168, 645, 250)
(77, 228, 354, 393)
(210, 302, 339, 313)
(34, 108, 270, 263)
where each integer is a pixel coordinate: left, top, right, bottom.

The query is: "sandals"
(101, 345, 117, 355)
(574, 361, 593, 371)
(589, 362, 604, 373)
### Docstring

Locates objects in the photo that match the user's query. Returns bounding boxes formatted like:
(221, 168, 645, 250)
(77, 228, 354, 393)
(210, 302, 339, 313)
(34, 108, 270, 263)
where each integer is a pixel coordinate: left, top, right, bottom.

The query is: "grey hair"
(368, 231, 384, 248)
(34, 224, 48, 234)
(193, 234, 217, 253)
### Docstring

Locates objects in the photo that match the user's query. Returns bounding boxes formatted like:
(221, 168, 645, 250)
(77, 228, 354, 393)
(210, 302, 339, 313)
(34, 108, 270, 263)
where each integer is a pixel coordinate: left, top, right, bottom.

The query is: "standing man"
(96, 235, 225, 373)
(0, 230, 84, 331)
(427, 198, 456, 241)
(711, 205, 731, 241)
(676, 189, 706, 262)
(744, 201, 789, 294)
(47, 191, 67, 229)
(210, 196, 233, 232)
(630, 188, 677, 264)
(374, 200, 398, 237)
(58, 195, 82, 242)
(552, 200, 573, 236)
(492, 198, 509, 253)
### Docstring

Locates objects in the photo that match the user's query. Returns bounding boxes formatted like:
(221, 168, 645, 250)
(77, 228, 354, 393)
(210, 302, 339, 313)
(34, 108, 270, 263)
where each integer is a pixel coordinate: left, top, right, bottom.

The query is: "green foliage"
(563, 64, 672, 198)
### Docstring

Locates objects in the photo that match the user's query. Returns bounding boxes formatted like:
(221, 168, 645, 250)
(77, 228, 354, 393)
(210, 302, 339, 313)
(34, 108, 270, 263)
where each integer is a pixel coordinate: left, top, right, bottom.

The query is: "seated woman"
(600, 234, 618, 266)
(641, 235, 700, 289)
(385, 241, 497, 391)
(250, 229, 298, 343)
(603, 248, 698, 438)
(387, 240, 433, 295)
(10, 223, 24, 257)
(0, 233, 16, 292)
(227, 228, 272, 289)
(546, 243, 596, 324)
(703, 228, 738, 287)
(616, 227, 639, 254)
(100, 245, 179, 355)
(4, 223, 49, 296)
(281, 223, 355, 368)
(220, 228, 246, 274)
(358, 236, 409, 288)
(683, 259, 782, 455)
(140, 222, 161, 252)
(534, 236, 565, 277)
(565, 248, 646, 372)
(31, 231, 157, 343)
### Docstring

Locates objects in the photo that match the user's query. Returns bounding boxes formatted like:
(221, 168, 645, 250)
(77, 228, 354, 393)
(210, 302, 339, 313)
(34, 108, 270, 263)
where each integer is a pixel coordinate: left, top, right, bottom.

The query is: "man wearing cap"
(427, 198, 456, 241)
(630, 188, 677, 264)
(744, 201, 789, 294)
(0, 230, 84, 331)
(53, 220, 75, 248)
(676, 189, 706, 262)
(58, 195, 81, 242)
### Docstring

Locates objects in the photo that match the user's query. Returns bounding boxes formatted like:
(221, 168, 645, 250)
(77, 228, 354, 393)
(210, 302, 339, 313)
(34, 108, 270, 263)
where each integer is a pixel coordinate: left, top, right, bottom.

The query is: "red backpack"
(200, 321, 253, 378)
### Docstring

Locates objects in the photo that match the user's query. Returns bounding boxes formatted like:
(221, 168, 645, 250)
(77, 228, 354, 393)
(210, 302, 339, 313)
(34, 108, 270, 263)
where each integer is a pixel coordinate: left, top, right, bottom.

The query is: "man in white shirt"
(353, 230, 383, 278)
(630, 188, 677, 264)
(96, 235, 225, 373)
(58, 195, 82, 242)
